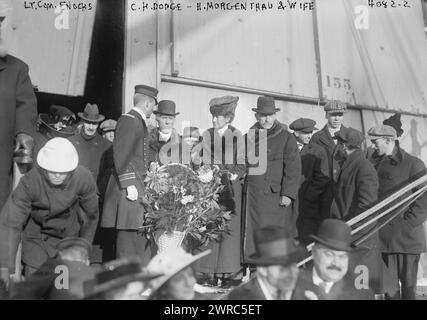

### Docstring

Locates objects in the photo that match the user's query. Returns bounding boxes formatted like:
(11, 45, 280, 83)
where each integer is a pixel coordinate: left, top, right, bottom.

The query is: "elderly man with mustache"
(293, 219, 374, 300)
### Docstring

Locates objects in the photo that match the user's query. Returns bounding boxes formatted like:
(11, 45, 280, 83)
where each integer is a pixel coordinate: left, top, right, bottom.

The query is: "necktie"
(318, 281, 328, 294)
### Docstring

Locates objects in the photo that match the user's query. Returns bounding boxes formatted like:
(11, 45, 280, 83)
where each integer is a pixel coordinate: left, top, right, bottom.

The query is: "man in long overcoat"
(69, 103, 113, 263)
(101, 85, 158, 266)
(289, 118, 329, 245)
(330, 127, 381, 294)
(243, 96, 301, 263)
(310, 100, 348, 218)
(368, 124, 427, 300)
(0, 15, 38, 211)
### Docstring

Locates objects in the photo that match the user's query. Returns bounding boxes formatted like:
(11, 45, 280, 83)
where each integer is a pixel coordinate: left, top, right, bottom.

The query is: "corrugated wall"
(124, 0, 427, 280)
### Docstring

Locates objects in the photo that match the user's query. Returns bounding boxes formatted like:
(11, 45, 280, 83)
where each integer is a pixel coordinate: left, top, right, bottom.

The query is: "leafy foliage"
(140, 163, 232, 248)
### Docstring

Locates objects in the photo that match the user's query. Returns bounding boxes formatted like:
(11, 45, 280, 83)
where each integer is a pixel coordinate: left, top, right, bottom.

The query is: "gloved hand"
(15, 133, 35, 152)
(126, 185, 138, 201)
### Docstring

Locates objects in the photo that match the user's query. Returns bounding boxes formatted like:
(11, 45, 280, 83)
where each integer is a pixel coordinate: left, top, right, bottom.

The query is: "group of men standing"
(1, 11, 427, 298)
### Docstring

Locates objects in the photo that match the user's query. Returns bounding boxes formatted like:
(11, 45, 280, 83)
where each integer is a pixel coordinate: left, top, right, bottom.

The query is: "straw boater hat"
(144, 247, 211, 299)
(247, 226, 307, 266)
(78, 104, 105, 123)
(37, 138, 79, 173)
(84, 258, 163, 299)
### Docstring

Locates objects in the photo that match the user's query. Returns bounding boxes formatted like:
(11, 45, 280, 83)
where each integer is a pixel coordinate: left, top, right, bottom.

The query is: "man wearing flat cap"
(366, 113, 404, 161)
(293, 219, 374, 300)
(330, 127, 381, 294)
(368, 124, 427, 300)
(0, 14, 38, 212)
(243, 96, 301, 265)
(227, 226, 305, 300)
(100, 119, 117, 143)
(147, 100, 181, 166)
(102, 85, 158, 265)
(197, 96, 246, 288)
(289, 118, 329, 245)
(311, 100, 348, 222)
(69, 104, 113, 264)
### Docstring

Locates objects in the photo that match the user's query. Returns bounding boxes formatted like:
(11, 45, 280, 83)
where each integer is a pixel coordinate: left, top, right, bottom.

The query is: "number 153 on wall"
(325, 75, 353, 92)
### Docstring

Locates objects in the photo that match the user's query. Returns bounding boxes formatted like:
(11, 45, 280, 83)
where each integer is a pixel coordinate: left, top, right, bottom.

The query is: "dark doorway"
(36, 0, 125, 120)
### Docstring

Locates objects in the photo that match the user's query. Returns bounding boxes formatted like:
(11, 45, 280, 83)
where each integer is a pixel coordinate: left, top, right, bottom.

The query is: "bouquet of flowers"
(140, 162, 232, 250)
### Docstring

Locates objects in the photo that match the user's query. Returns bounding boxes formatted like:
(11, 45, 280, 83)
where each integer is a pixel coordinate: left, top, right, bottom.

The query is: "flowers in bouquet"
(140, 163, 232, 249)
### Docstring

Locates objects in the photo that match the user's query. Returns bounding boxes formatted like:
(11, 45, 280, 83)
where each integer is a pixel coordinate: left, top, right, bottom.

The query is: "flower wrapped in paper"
(140, 163, 233, 252)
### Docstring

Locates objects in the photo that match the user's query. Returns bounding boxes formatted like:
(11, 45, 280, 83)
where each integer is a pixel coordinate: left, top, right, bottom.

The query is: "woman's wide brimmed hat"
(37, 137, 79, 173)
(144, 247, 211, 299)
(38, 105, 77, 138)
(247, 226, 307, 266)
(83, 258, 163, 299)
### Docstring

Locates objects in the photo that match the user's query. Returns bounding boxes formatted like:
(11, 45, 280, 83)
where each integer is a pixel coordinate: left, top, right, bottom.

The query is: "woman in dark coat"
(196, 96, 246, 288)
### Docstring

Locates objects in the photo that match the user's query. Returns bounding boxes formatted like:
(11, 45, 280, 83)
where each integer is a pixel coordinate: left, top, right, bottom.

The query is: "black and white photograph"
(0, 0, 427, 305)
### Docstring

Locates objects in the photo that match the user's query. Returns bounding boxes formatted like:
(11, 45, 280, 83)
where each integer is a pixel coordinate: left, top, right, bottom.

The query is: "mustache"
(326, 265, 342, 272)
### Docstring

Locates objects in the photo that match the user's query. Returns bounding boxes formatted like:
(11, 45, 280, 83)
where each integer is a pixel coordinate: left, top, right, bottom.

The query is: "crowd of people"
(1, 13, 427, 300)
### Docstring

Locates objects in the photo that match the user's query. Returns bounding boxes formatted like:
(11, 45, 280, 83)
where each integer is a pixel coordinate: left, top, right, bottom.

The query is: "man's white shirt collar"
(312, 267, 334, 294)
(159, 131, 172, 142)
(131, 107, 147, 122)
(217, 124, 229, 137)
(256, 275, 292, 300)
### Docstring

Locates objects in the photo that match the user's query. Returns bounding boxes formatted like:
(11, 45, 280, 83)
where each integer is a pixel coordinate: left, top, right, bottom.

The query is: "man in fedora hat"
(0, 14, 38, 212)
(367, 124, 427, 300)
(294, 219, 374, 300)
(148, 100, 181, 166)
(84, 257, 162, 300)
(330, 127, 381, 295)
(311, 100, 348, 225)
(9, 237, 95, 300)
(243, 96, 301, 264)
(289, 118, 329, 245)
(102, 84, 158, 265)
(196, 96, 246, 288)
(69, 104, 112, 186)
(69, 104, 113, 265)
(227, 226, 306, 300)
(0, 138, 99, 284)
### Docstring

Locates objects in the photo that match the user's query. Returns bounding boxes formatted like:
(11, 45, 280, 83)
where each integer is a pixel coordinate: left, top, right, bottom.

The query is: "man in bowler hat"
(102, 85, 158, 265)
(227, 226, 306, 300)
(243, 96, 301, 263)
(147, 100, 181, 166)
(294, 219, 374, 300)
(289, 118, 329, 245)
